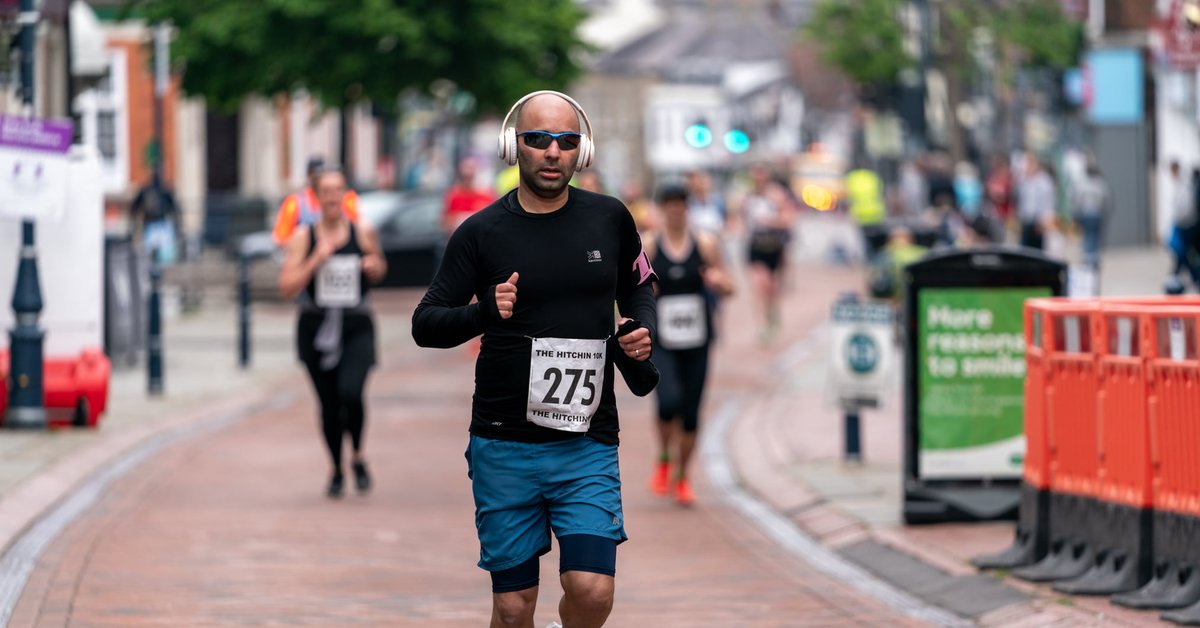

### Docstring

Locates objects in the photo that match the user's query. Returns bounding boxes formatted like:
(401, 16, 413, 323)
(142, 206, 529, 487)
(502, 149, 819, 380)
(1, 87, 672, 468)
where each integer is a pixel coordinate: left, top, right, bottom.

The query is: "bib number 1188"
(541, 367, 598, 405)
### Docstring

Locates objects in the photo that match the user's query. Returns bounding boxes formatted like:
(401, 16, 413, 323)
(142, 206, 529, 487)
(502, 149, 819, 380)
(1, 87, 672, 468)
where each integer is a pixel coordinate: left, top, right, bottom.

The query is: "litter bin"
(902, 247, 1065, 524)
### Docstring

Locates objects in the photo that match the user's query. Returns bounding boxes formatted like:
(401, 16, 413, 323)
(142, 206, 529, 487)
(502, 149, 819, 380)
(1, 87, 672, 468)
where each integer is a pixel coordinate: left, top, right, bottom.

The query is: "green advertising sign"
(917, 286, 1051, 479)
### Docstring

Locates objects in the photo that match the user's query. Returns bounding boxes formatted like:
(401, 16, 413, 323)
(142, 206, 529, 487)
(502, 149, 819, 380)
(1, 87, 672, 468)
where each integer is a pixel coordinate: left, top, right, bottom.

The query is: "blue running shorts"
(464, 435, 628, 572)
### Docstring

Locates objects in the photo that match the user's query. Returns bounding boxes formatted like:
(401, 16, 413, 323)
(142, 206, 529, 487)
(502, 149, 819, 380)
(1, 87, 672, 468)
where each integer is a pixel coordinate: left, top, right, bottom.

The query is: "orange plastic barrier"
(1095, 303, 1153, 509)
(1042, 300, 1102, 500)
(992, 296, 1200, 599)
(1146, 306, 1200, 518)
(1022, 300, 1052, 491)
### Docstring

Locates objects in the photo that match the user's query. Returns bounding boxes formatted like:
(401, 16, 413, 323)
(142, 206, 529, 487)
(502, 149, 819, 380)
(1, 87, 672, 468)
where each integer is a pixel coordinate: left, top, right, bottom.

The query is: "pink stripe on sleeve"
(632, 250, 655, 285)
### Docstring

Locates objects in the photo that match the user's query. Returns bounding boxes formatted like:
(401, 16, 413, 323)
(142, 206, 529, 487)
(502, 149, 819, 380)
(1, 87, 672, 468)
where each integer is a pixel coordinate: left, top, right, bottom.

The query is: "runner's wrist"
(482, 286, 502, 322)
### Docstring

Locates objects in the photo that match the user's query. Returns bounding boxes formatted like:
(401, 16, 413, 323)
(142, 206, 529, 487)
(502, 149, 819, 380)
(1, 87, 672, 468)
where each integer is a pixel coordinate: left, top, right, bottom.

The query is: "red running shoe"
(650, 461, 670, 496)
(675, 478, 695, 506)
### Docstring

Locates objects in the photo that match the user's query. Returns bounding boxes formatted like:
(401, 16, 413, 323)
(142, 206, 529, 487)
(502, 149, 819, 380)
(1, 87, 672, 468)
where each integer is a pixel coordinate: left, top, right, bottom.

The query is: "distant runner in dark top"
(279, 168, 387, 499)
(642, 184, 734, 507)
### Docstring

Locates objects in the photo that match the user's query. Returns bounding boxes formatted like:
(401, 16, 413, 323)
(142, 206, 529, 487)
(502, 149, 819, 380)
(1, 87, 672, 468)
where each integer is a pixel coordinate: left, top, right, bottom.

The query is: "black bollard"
(7, 221, 47, 429)
(238, 253, 251, 369)
(147, 248, 163, 396)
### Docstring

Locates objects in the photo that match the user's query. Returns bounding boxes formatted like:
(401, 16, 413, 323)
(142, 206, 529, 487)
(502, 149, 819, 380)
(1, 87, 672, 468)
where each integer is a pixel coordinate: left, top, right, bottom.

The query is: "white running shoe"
(545, 622, 563, 628)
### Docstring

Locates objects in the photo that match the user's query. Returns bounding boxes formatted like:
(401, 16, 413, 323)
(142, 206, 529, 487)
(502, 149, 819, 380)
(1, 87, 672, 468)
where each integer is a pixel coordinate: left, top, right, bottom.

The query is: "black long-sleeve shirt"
(412, 187, 657, 445)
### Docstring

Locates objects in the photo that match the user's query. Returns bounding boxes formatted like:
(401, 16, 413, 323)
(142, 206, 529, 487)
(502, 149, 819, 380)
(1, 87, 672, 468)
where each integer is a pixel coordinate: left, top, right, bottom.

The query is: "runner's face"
(516, 96, 580, 200)
(663, 198, 687, 228)
(316, 172, 347, 218)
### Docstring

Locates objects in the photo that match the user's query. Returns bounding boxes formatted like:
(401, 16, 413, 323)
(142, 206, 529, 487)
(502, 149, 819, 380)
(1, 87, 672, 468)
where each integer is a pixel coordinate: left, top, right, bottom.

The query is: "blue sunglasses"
(518, 130, 582, 150)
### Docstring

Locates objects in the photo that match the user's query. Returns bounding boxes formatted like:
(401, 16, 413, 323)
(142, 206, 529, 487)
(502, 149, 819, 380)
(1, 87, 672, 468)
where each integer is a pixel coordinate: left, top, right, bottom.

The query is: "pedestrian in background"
(1168, 160, 1200, 287)
(1016, 152, 1057, 251)
(412, 90, 657, 628)
(844, 161, 887, 258)
(925, 151, 956, 212)
(279, 167, 387, 498)
(740, 163, 797, 345)
(985, 153, 1014, 239)
(896, 155, 928, 219)
(443, 156, 496, 235)
(954, 161, 983, 219)
(130, 172, 178, 265)
(643, 184, 734, 506)
(1071, 156, 1108, 268)
(273, 156, 360, 246)
(573, 170, 606, 194)
(684, 169, 727, 236)
(620, 178, 658, 236)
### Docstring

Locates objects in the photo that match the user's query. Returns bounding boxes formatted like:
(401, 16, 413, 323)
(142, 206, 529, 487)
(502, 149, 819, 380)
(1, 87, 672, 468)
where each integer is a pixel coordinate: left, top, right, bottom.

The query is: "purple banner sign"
(0, 115, 73, 154)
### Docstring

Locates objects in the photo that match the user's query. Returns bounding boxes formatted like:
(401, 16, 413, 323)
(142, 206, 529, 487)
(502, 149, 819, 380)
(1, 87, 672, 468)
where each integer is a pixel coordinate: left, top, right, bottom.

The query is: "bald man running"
(413, 91, 657, 628)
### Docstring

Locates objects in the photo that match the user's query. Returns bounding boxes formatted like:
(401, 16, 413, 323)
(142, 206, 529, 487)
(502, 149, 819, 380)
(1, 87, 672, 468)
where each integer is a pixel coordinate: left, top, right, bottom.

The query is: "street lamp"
(6, 0, 46, 429)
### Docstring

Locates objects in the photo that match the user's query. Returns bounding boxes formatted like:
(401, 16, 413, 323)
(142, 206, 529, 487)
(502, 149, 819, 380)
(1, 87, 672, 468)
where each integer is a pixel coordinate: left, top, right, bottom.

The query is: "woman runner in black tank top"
(279, 169, 388, 498)
(644, 184, 734, 505)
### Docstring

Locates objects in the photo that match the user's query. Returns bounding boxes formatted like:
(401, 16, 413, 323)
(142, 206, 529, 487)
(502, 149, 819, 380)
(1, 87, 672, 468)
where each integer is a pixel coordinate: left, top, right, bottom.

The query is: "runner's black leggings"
(653, 344, 710, 433)
(303, 355, 371, 471)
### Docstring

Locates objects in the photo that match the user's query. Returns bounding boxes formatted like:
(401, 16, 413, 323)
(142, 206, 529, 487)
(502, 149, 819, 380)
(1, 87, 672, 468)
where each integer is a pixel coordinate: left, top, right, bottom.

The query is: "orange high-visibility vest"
(272, 187, 360, 245)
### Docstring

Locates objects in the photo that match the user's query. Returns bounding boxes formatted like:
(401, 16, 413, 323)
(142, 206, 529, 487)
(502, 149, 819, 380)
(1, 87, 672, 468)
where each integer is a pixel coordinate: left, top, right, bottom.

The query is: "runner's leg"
(559, 570, 614, 628)
(303, 362, 343, 469)
(491, 588, 538, 627)
(336, 348, 371, 458)
(491, 554, 540, 627)
(675, 346, 710, 484)
(303, 361, 344, 495)
(558, 534, 617, 628)
(748, 262, 775, 341)
(652, 348, 683, 495)
(337, 339, 373, 490)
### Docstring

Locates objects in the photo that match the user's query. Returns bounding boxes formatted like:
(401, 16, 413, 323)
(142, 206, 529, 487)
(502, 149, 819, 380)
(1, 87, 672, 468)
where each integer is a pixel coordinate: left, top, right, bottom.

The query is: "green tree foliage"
(994, 0, 1084, 70)
(127, 0, 591, 114)
(802, 0, 913, 87)
(801, 0, 1083, 89)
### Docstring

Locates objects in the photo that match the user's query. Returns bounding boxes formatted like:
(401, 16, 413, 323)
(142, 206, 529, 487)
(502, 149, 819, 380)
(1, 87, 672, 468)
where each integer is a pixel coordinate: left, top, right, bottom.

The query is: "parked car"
(359, 189, 446, 288)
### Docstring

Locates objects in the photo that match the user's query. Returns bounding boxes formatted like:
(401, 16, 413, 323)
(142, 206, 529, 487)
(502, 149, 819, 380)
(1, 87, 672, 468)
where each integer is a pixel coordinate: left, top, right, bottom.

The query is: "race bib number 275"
(527, 337, 606, 432)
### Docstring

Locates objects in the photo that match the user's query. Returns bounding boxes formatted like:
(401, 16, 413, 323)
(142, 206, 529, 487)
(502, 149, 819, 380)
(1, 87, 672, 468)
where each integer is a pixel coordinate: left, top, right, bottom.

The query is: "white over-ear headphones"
(496, 90, 595, 170)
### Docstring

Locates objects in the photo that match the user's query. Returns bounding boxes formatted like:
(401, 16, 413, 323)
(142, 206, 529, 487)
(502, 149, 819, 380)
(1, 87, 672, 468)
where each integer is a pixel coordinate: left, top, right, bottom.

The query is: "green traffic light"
(724, 129, 750, 154)
(685, 124, 713, 148)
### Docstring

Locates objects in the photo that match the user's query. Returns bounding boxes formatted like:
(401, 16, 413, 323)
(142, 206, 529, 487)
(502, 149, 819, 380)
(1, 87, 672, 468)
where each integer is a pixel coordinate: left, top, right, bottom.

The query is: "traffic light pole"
(6, 0, 47, 429)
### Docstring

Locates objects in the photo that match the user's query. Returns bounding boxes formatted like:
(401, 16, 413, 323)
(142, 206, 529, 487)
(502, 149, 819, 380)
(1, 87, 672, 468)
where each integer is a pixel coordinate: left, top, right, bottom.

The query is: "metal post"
(147, 249, 163, 395)
(146, 24, 168, 396)
(238, 254, 251, 368)
(6, 0, 46, 429)
(844, 409, 862, 464)
(836, 289, 865, 464)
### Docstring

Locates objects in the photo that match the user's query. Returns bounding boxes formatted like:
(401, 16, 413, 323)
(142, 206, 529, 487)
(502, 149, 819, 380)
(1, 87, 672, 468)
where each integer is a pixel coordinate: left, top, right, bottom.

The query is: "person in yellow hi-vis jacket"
(845, 164, 887, 263)
(845, 165, 886, 227)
